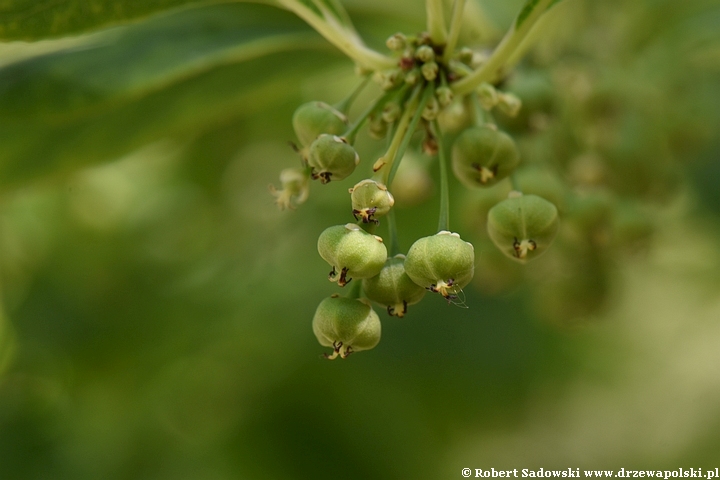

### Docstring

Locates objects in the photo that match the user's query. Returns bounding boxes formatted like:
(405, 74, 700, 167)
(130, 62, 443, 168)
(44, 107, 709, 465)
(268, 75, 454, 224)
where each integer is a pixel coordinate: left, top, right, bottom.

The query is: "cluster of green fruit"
(271, 31, 567, 358)
(460, 61, 672, 323)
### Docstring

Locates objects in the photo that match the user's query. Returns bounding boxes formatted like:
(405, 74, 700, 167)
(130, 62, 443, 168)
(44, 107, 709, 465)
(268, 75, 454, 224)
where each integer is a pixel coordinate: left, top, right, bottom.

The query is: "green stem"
(371, 85, 422, 184)
(334, 75, 371, 115)
(451, 0, 555, 96)
(343, 88, 399, 144)
(346, 279, 362, 299)
(442, 0, 467, 64)
(314, 0, 358, 34)
(470, 90, 498, 127)
(359, 221, 378, 235)
(277, 0, 395, 70)
(426, 0, 448, 45)
(471, 91, 485, 126)
(448, 59, 473, 78)
(386, 207, 401, 256)
(387, 85, 435, 187)
(433, 119, 450, 232)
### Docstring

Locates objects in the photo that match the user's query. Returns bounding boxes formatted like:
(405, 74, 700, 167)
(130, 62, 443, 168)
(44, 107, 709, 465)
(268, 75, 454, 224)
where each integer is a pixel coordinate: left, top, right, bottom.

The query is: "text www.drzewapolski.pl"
(461, 468, 720, 479)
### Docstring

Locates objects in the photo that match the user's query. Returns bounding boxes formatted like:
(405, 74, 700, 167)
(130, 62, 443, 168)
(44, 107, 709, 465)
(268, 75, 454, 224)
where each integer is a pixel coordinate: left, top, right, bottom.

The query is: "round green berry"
(452, 125, 520, 188)
(349, 179, 395, 224)
(292, 101, 348, 148)
(317, 224, 387, 286)
(307, 134, 360, 184)
(487, 193, 559, 263)
(404, 231, 475, 299)
(415, 45, 435, 63)
(313, 295, 381, 359)
(421, 61, 439, 81)
(363, 255, 427, 317)
(386, 32, 407, 51)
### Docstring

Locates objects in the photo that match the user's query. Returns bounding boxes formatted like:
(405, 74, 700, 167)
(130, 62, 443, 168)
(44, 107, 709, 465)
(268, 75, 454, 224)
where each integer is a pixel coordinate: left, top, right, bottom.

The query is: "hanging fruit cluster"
(270, 25, 566, 359)
(270, 0, 683, 357)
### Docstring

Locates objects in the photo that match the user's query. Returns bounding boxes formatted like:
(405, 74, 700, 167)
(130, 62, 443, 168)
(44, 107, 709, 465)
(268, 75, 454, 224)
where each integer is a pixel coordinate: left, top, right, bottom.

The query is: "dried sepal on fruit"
(313, 295, 381, 359)
(317, 224, 387, 286)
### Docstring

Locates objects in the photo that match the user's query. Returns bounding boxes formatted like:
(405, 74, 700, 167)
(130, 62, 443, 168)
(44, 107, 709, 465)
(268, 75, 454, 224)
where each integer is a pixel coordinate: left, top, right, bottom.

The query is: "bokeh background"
(1, 0, 720, 478)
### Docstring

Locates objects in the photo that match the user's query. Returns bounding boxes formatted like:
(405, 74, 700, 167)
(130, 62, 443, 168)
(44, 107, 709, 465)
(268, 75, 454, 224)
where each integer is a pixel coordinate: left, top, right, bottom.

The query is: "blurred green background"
(1, 0, 720, 478)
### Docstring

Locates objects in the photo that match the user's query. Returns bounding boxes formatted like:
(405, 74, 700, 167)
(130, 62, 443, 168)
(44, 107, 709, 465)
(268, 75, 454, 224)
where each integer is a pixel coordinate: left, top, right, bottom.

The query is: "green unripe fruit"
(437, 96, 473, 134)
(421, 61, 438, 81)
(386, 32, 407, 51)
(349, 179, 395, 224)
(415, 45, 435, 63)
(452, 125, 520, 188)
(476, 83, 498, 110)
(375, 70, 404, 91)
(404, 231, 475, 299)
(292, 102, 348, 148)
(382, 102, 401, 123)
(363, 255, 427, 317)
(317, 223, 387, 286)
(497, 92, 522, 117)
(458, 47, 474, 65)
(307, 134, 360, 184)
(313, 295, 381, 359)
(404, 70, 420, 86)
(487, 193, 559, 263)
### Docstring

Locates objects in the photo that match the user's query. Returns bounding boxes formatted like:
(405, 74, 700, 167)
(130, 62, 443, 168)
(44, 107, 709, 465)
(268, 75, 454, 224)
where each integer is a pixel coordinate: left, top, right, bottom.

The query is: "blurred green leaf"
(0, 0, 359, 41)
(0, 3, 343, 188)
(0, 0, 255, 41)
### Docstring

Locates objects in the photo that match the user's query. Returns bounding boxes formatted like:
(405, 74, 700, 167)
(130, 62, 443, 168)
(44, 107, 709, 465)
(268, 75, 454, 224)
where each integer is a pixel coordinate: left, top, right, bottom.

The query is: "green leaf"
(0, 3, 345, 188)
(0, 0, 207, 41)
